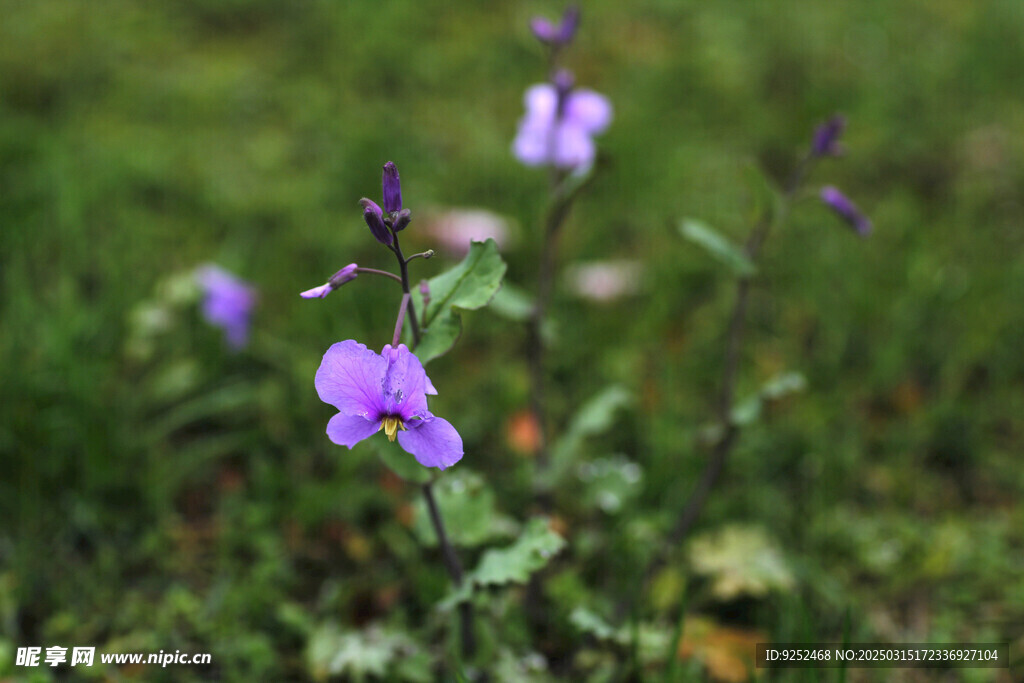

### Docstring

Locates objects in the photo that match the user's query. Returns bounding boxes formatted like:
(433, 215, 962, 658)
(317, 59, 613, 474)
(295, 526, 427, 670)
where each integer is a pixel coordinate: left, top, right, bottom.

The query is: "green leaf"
(570, 607, 627, 644)
(412, 239, 507, 363)
(307, 623, 420, 682)
(679, 219, 756, 277)
(576, 456, 643, 515)
(488, 281, 534, 322)
(439, 519, 565, 608)
(730, 371, 807, 427)
(412, 471, 516, 547)
(688, 525, 795, 601)
(546, 385, 632, 488)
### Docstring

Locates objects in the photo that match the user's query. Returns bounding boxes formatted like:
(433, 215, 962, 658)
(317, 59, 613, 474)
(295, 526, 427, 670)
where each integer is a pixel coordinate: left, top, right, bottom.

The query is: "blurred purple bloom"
(195, 264, 257, 350)
(820, 186, 871, 237)
(315, 340, 463, 470)
(382, 161, 403, 213)
(300, 263, 358, 299)
(513, 82, 612, 170)
(811, 115, 847, 157)
(360, 198, 392, 246)
(530, 5, 580, 46)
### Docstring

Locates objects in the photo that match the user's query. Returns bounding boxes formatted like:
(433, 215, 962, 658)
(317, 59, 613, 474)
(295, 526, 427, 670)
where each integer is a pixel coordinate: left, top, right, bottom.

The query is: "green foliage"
(678, 219, 756, 277)
(307, 624, 430, 682)
(411, 239, 507, 363)
(441, 519, 566, 608)
(546, 385, 633, 488)
(411, 470, 516, 547)
(689, 525, 795, 601)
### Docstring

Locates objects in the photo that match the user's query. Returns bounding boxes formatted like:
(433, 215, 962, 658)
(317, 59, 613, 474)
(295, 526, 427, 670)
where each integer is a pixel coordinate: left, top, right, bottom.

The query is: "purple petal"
(524, 84, 558, 120)
(326, 412, 380, 448)
(552, 123, 596, 170)
(530, 17, 558, 43)
(300, 284, 332, 299)
(379, 344, 431, 421)
(513, 118, 554, 166)
(565, 90, 613, 134)
(315, 340, 387, 418)
(397, 415, 463, 470)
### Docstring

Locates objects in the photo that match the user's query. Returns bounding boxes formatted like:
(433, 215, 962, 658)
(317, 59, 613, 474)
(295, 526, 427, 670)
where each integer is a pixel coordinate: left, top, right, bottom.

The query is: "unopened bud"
(300, 263, 359, 299)
(360, 198, 392, 246)
(393, 208, 412, 232)
(382, 161, 403, 213)
(820, 186, 871, 237)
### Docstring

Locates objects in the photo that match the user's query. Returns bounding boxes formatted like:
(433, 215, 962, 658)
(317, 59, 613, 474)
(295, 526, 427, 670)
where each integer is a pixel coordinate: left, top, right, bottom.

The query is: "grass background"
(1, 0, 1022, 680)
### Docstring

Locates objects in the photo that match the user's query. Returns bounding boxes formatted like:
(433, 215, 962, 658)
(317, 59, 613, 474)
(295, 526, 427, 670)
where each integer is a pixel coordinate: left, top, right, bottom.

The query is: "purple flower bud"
(360, 198, 392, 246)
(300, 263, 359, 299)
(530, 17, 558, 43)
(820, 186, 871, 237)
(530, 5, 580, 46)
(393, 208, 412, 232)
(382, 161, 402, 213)
(812, 115, 847, 157)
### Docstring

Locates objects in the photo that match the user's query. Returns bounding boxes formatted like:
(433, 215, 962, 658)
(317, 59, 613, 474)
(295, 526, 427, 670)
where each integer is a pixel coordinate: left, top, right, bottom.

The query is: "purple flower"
(382, 161, 403, 214)
(300, 263, 358, 299)
(513, 81, 612, 170)
(820, 186, 871, 237)
(811, 115, 847, 157)
(195, 264, 257, 350)
(315, 340, 463, 470)
(530, 5, 580, 47)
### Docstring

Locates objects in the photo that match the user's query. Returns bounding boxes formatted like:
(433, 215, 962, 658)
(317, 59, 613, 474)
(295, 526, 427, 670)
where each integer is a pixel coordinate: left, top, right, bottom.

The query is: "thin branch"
(355, 266, 403, 284)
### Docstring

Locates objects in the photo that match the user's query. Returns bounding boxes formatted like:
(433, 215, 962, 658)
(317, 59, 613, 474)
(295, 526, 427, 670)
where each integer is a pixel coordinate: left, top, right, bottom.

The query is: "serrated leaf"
(679, 219, 756, 277)
(412, 239, 507, 363)
(412, 471, 516, 547)
(439, 519, 565, 609)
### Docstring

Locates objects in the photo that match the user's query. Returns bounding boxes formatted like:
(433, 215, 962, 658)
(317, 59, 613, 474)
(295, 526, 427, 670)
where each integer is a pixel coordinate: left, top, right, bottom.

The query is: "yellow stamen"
(380, 416, 404, 442)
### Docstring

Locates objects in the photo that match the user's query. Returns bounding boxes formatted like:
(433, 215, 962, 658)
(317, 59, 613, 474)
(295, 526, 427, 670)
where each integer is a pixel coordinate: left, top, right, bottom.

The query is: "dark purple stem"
(355, 266, 403, 284)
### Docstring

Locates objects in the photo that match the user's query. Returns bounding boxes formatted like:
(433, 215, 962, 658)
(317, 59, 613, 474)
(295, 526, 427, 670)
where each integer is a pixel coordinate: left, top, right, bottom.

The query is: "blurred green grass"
(2, 0, 1023, 680)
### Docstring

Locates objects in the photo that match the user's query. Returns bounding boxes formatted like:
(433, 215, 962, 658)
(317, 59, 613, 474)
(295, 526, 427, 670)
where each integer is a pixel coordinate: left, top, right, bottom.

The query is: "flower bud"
(531, 5, 579, 46)
(820, 186, 871, 236)
(360, 198, 392, 245)
(393, 208, 412, 232)
(382, 161, 402, 213)
(300, 263, 359, 299)
(811, 115, 847, 157)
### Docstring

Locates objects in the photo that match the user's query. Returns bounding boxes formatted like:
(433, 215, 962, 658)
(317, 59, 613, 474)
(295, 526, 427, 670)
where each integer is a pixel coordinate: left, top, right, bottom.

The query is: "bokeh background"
(2, 0, 1023, 680)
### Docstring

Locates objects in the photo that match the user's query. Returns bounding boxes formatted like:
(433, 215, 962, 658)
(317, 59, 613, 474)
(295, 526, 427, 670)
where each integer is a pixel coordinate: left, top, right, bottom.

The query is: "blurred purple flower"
(315, 340, 463, 470)
(530, 4, 580, 47)
(513, 81, 612, 170)
(820, 186, 871, 237)
(300, 263, 358, 299)
(195, 264, 257, 350)
(811, 115, 846, 157)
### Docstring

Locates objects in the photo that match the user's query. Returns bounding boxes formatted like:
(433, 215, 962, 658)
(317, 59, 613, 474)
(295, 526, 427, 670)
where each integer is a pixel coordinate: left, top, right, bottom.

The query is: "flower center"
(379, 415, 406, 442)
